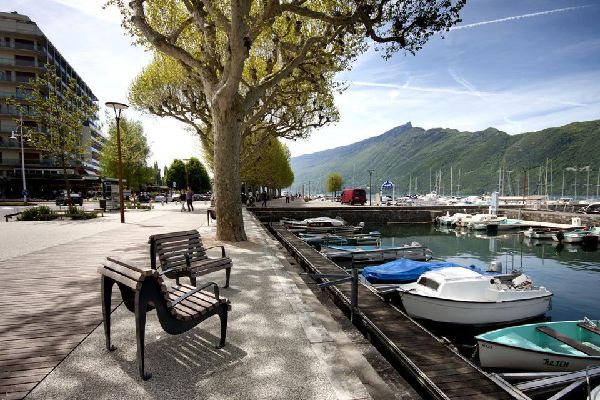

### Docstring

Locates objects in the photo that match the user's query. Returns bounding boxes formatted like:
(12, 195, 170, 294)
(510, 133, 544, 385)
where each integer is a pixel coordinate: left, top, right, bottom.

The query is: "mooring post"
(350, 262, 358, 322)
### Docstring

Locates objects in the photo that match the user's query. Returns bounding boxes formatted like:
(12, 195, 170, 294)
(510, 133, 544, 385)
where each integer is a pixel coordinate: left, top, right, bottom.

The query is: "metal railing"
(0, 59, 38, 67)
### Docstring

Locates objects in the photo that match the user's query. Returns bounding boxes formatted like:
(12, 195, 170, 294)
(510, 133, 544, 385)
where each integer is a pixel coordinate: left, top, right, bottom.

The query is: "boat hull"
(399, 292, 551, 325)
(477, 339, 600, 372)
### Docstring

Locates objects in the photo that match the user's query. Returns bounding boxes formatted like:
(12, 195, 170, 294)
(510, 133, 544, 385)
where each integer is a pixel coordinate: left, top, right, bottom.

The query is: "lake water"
(368, 224, 600, 352)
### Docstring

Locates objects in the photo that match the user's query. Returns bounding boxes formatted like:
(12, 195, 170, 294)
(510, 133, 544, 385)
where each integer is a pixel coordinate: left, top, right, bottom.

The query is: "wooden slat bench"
(149, 229, 232, 287)
(4, 211, 22, 222)
(99, 256, 231, 380)
(537, 326, 600, 356)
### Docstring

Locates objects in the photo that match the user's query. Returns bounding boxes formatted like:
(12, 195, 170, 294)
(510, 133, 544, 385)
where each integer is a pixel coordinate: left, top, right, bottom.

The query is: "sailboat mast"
(561, 170, 565, 198)
(450, 166, 453, 197)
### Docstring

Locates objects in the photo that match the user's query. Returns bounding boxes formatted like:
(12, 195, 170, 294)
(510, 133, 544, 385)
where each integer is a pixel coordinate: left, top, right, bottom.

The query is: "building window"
(14, 39, 35, 51)
(15, 55, 36, 67)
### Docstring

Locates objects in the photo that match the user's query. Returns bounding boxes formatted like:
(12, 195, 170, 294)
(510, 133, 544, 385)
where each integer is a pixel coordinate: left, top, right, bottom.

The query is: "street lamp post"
(105, 101, 129, 223)
(368, 169, 374, 206)
(181, 159, 190, 188)
(10, 113, 27, 203)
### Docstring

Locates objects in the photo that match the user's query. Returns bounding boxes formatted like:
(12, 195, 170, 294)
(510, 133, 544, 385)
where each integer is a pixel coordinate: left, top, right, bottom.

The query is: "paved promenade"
(0, 202, 418, 400)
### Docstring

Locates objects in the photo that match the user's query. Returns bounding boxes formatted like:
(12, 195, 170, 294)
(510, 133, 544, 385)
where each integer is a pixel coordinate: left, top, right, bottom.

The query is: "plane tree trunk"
(212, 95, 247, 241)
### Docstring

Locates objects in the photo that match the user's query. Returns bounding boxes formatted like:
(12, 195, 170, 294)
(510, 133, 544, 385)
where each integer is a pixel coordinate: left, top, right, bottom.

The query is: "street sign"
(381, 180, 394, 189)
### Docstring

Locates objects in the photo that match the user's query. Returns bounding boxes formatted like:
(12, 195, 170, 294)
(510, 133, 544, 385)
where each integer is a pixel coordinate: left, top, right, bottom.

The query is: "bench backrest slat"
(150, 230, 209, 271)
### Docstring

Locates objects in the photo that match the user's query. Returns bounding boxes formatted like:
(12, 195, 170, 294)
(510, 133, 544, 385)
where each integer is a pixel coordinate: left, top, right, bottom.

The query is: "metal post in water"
(351, 264, 358, 322)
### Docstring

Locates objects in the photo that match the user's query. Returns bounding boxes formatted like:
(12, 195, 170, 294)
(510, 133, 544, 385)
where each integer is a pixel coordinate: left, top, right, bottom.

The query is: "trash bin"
(99, 199, 106, 211)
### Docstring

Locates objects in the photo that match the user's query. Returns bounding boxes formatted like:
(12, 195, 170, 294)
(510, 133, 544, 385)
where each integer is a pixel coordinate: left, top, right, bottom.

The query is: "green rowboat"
(476, 319, 600, 371)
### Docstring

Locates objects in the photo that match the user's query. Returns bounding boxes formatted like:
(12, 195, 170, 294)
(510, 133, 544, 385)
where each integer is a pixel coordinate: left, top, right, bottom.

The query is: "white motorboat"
(523, 227, 561, 239)
(436, 212, 470, 227)
(397, 267, 552, 325)
(281, 217, 363, 234)
(468, 214, 507, 230)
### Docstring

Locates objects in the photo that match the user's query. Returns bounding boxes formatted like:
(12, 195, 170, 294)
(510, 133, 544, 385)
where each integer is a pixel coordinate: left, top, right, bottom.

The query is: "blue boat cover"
(362, 259, 484, 283)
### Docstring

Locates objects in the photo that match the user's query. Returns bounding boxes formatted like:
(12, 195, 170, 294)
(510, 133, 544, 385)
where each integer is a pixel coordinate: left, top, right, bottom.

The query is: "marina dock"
(270, 224, 530, 400)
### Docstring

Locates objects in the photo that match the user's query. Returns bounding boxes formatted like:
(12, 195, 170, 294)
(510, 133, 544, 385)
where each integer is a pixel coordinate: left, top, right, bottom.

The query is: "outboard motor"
(488, 261, 502, 273)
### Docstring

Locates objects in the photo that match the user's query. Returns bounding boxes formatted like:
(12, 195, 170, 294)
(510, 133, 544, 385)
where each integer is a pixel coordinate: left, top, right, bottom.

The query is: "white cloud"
(288, 71, 600, 157)
(450, 5, 592, 31)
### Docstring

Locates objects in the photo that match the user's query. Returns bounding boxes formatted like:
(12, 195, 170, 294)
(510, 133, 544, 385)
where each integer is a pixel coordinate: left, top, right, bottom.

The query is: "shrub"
(66, 205, 97, 220)
(18, 206, 58, 221)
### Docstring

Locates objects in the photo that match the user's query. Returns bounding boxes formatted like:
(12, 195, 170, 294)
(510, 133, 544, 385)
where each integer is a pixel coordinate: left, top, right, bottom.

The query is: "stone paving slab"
(0, 203, 411, 399)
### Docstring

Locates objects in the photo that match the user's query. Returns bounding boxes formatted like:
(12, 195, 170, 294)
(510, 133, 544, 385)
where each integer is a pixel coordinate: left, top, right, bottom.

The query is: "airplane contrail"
(450, 5, 591, 31)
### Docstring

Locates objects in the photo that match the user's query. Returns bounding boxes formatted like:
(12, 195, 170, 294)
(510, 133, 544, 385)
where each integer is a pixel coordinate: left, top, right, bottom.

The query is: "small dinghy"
(282, 217, 363, 234)
(321, 242, 432, 263)
(299, 232, 381, 246)
(397, 267, 552, 325)
(476, 319, 600, 371)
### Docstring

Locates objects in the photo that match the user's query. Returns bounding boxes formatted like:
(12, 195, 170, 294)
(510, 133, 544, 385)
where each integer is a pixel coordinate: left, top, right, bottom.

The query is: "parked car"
(55, 193, 83, 206)
(193, 193, 211, 201)
(340, 188, 366, 205)
(154, 194, 167, 203)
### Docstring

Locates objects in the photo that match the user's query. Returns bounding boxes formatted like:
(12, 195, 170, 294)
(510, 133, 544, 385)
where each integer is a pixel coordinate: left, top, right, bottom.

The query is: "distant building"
(0, 11, 103, 199)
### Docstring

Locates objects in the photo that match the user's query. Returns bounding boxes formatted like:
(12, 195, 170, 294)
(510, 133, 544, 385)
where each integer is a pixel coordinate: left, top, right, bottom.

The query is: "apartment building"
(0, 11, 103, 199)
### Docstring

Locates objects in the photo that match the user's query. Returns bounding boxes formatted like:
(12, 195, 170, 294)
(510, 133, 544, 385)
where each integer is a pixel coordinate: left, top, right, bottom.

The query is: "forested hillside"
(290, 120, 600, 196)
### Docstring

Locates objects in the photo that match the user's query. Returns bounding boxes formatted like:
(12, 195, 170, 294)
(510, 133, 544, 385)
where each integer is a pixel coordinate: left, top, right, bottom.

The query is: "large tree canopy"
(242, 139, 294, 190)
(129, 52, 340, 169)
(100, 117, 154, 191)
(109, 0, 465, 241)
(164, 157, 211, 192)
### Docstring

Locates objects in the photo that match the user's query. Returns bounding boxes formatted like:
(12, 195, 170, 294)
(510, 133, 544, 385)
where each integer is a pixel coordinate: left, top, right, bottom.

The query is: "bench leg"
(225, 267, 231, 288)
(217, 305, 228, 349)
(134, 290, 152, 380)
(189, 275, 197, 286)
(101, 276, 116, 352)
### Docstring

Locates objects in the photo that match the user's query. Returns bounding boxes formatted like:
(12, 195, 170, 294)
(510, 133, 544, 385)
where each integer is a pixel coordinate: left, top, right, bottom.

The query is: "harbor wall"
(503, 209, 600, 226)
(250, 205, 491, 225)
(250, 205, 600, 226)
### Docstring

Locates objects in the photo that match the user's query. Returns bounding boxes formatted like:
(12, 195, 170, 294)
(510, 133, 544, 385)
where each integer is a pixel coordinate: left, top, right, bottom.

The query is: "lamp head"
(10, 131, 17, 140)
(105, 101, 129, 110)
(105, 101, 129, 118)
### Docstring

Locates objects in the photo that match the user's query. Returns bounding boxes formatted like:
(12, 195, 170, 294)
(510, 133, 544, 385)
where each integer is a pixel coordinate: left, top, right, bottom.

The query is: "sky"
(4, 0, 600, 166)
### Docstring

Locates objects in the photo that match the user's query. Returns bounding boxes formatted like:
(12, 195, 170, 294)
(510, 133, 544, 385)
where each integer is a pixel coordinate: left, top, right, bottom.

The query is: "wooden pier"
(270, 224, 530, 400)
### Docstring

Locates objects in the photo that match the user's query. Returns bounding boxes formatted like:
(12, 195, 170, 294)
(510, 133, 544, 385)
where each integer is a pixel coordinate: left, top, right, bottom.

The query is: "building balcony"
(1, 159, 76, 168)
(0, 141, 23, 149)
(0, 59, 39, 68)
(0, 42, 41, 53)
(0, 91, 27, 100)
(0, 109, 36, 117)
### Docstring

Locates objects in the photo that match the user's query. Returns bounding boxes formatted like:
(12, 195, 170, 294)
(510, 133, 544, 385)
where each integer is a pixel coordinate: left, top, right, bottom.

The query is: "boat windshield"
(417, 276, 440, 291)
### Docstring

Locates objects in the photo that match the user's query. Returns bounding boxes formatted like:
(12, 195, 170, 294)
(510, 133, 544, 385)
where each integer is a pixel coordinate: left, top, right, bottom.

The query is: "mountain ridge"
(290, 120, 600, 195)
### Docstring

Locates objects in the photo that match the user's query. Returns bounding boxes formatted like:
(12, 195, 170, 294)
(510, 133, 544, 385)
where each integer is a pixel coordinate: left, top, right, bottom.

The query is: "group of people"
(240, 191, 268, 207)
(176, 187, 195, 212)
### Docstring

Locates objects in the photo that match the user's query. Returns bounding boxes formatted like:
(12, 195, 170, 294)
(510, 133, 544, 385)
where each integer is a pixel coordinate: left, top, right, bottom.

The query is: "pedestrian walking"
(261, 191, 267, 207)
(180, 189, 186, 212)
(186, 186, 194, 212)
(285, 192, 290, 203)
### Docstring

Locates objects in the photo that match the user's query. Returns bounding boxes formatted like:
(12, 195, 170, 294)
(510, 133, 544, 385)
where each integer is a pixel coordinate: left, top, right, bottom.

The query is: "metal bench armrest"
(171, 281, 220, 306)
(205, 245, 226, 258)
(160, 264, 188, 277)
